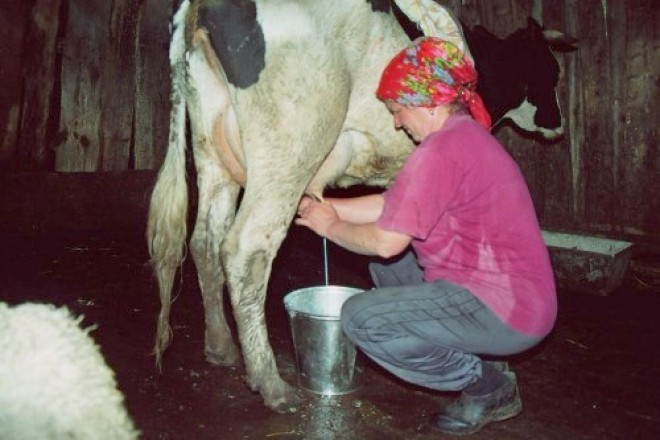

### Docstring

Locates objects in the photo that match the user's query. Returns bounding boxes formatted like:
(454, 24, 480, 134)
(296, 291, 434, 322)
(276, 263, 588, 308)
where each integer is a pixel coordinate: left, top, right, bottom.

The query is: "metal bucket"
(283, 286, 365, 395)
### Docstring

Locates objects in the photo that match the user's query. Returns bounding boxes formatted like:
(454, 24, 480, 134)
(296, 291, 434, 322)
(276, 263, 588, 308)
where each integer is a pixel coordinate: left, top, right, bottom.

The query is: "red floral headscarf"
(377, 37, 491, 130)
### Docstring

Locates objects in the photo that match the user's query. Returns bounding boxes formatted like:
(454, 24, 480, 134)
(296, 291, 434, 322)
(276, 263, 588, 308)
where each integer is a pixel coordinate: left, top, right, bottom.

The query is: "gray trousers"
(341, 252, 544, 391)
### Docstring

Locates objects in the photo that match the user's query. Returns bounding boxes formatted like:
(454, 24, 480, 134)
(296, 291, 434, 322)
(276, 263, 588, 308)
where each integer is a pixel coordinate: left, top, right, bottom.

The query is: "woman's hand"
(296, 196, 411, 257)
(295, 197, 339, 238)
(297, 195, 315, 212)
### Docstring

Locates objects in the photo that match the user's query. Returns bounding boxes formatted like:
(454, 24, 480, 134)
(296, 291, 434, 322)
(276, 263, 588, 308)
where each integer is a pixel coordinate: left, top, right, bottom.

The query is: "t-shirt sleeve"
(377, 146, 463, 240)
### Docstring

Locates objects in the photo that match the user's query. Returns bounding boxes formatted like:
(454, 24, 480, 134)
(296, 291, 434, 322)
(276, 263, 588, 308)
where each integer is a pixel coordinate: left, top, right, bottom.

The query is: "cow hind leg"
(189, 146, 242, 367)
(221, 140, 344, 411)
(218, 38, 350, 412)
(222, 185, 308, 412)
(186, 39, 244, 367)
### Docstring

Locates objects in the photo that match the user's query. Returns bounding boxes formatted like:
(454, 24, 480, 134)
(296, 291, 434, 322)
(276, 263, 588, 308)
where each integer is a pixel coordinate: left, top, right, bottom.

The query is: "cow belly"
(188, 29, 247, 186)
(213, 111, 246, 186)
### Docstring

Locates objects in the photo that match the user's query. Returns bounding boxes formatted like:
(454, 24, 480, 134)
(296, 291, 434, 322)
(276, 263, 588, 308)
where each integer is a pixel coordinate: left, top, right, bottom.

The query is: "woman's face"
(385, 102, 437, 143)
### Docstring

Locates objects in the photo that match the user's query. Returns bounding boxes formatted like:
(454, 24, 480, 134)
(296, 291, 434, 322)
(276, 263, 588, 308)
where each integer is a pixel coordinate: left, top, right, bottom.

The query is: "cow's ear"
(543, 30, 579, 53)
(527, 17, 578, 53)
(526, 17, 543, 33)
(524, 17, 546, 44)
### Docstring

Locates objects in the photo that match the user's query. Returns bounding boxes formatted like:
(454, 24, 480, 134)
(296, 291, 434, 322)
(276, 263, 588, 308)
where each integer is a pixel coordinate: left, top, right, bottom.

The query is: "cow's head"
(399, 12, 577, 140)
(496, 18, 577, 139)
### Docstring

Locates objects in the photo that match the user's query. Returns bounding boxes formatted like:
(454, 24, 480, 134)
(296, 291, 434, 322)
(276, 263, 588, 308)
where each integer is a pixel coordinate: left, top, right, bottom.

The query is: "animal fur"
(0, 302, 138, 440)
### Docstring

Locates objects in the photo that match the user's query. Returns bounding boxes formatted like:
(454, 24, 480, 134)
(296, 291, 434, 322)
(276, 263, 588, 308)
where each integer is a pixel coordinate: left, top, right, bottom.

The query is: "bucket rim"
(283, 285, 364, 320)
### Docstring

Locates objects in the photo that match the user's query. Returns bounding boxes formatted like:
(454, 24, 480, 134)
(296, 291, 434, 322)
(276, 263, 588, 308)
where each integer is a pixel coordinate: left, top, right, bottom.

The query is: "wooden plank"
(539, 141, 574, 230)
(0, 0, 29, 168)
(55, 0, 111, 171)
(564, 0, 586, 225)
(14, 0, 63, 171)
(605, 0, 626, 232)
(99, 0, 143, 171)
(535, 1, 575, 230)
(503, 131, 545, 220)
(134, 0, 173, 170)
(578, 1, 617, 227)
(619, 0, 659, 235)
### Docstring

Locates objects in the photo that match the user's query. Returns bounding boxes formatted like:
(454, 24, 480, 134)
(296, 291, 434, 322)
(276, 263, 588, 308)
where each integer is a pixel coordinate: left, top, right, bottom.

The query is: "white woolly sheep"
(0, 302, 138, 440)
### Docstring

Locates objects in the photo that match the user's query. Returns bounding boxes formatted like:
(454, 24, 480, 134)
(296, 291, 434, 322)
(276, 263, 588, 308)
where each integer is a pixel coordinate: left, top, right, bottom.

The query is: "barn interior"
(1, 1, 658, 439)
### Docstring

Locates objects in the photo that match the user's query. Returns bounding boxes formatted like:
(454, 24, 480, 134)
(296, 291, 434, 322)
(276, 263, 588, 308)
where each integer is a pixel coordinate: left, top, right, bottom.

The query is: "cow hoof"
(205, 349, 243, 368)
(264, 381, 305, 414)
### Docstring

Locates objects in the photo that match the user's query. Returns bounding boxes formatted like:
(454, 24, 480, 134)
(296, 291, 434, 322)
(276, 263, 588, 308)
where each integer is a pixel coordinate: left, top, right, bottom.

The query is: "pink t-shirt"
(377, 115, 556, 336)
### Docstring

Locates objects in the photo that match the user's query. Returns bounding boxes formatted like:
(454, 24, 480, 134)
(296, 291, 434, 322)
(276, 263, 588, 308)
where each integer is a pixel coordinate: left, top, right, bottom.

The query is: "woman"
(295, 37, 556, 435)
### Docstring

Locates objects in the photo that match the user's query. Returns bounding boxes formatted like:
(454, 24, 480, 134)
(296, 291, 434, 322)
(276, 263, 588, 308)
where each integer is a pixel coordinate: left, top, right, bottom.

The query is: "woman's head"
(376, 37, 491, 130)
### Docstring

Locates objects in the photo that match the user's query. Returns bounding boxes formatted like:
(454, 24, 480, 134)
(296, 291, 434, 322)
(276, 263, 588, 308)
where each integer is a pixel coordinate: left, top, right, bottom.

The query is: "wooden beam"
(13, 0, 62, 171)
(564, 0, 585, 224)
(56, 0, 111, 171)
(134, 0, 173, 170)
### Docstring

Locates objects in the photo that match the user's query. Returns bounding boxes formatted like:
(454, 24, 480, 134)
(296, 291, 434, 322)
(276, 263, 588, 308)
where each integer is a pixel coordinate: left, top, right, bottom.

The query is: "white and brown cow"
(147, 0, 573, 412)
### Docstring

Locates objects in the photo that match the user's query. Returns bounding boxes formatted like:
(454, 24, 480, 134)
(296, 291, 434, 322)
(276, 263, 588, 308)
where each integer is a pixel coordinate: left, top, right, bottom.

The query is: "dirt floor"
(1, 172, 659, 439)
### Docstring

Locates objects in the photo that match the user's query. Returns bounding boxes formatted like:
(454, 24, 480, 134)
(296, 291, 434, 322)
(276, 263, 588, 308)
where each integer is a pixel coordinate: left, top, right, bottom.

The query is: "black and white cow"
(147, 0, 573, 413)
(394, 5, 577, 138)
(464, 19, 576, 137)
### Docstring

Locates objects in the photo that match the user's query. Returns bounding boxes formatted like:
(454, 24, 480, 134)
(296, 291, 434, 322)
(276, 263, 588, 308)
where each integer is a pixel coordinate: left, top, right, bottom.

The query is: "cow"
(464, 19, 576, 138)
(393, 3, 577, 138)
(147, 0, 574, 413)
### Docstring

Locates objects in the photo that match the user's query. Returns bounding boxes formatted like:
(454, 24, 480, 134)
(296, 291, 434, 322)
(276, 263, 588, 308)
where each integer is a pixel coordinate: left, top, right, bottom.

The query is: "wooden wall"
(0, 0, 173, 172)
(0, 0, 658, 241)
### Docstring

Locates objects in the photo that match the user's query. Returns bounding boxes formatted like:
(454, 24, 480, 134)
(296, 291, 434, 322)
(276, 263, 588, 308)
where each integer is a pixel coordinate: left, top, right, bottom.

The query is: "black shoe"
(432, 371, 522, 436)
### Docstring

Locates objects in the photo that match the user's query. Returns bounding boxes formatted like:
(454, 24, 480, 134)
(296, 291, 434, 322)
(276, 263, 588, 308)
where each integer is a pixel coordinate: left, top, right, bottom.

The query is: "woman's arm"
(326, 194, 385, 223)
(299, 194, 385, 224)
(295, 198, 411, 258)
(325, 221, 411, 258)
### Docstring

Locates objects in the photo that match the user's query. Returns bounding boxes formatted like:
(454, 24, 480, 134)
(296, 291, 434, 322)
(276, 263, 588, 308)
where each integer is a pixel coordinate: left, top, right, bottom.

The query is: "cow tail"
(146, 0, 190, 371)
